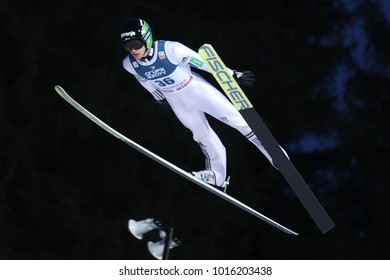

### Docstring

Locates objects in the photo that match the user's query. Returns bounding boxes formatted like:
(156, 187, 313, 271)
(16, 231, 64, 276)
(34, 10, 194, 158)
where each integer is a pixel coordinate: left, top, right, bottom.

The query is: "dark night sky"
(1, 0, 389, 260)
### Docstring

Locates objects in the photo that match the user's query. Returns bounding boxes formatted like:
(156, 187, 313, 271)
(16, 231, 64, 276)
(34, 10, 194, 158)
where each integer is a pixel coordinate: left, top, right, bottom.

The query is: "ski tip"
(54, 85, 63, 92)
(54, 85, 68, 96)
(198, 43, 212, 50)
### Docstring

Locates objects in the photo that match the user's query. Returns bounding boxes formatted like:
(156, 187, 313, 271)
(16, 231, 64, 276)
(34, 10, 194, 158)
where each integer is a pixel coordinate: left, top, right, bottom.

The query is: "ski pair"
(54, 44, 334, 235)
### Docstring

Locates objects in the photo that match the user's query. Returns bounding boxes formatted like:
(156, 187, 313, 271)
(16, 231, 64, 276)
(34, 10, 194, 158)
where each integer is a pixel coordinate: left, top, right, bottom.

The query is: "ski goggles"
(123, 39, 144, 51)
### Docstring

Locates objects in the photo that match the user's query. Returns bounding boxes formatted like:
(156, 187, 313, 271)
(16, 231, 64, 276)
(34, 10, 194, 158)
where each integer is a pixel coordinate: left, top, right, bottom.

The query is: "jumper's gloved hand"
(233, 70, 255, 87)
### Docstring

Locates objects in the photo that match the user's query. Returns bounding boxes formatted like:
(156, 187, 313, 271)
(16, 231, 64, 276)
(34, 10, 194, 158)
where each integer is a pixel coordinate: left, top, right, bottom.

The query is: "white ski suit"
(123, 40, 275, 186)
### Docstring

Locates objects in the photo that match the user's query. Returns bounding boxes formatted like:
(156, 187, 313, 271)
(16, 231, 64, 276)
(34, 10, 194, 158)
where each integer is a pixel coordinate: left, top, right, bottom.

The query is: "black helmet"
(120, 18, 153, 51)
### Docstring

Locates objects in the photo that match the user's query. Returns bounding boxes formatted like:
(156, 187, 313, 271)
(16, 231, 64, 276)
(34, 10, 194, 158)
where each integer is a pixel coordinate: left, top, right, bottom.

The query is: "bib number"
(154, 77, 175, 87)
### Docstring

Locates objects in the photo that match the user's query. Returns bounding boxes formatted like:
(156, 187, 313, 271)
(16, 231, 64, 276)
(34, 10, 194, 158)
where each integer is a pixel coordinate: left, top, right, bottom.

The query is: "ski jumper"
(123, 40, 274, 186)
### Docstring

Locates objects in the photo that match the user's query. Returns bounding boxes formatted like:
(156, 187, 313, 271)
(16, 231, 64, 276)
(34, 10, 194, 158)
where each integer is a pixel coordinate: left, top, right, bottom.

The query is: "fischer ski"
(54, 85, 298, 235)
(198, 44, 335, 234)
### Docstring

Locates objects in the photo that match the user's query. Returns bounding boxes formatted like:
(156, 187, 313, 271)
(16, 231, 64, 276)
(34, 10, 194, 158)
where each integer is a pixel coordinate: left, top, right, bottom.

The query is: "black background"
(1, 0, 389, 259)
